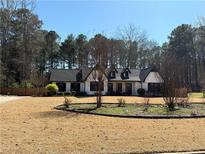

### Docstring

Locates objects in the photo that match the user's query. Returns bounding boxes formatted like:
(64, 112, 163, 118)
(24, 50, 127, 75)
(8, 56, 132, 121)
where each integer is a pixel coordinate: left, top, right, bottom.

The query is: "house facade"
(50, 66, 163, 96)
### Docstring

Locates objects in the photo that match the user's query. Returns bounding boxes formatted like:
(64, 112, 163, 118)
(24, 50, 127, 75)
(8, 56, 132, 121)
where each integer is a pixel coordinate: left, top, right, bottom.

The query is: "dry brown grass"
(0, 97, 205, 154)
(70, 96, 204, 104)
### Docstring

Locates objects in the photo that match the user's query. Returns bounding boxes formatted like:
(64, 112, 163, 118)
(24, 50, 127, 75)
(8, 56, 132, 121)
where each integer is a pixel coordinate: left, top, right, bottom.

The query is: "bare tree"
(117, 24, 155, 68)
(90, 64, 106, 108)
(30, 69, 48, 88)
(161, 53, 179, 110)
(197, 16, 205, 26)
(161, 52, 190, 110)
(87, 34, 109, 108)
(0, 0, 35, 10)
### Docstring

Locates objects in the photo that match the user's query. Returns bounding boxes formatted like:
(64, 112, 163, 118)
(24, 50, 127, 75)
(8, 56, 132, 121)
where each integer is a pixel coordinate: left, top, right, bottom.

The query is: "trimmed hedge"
(137, 88, 145, 96)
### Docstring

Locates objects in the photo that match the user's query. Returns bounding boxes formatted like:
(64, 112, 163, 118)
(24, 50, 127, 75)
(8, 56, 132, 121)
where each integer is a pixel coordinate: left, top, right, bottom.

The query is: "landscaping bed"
(55, 102, 205, 118)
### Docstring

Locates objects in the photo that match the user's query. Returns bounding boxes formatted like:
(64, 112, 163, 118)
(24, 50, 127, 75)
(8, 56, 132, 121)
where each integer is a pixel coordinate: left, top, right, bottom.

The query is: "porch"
(107, 82, 141, 96)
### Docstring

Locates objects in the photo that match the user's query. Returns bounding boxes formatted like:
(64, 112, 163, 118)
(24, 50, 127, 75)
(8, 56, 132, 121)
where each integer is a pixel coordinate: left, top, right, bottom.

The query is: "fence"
(0, 87, 48, 96)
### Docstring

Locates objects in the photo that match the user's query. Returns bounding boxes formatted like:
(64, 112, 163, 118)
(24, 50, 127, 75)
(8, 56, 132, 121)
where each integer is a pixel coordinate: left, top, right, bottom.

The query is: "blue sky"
(35, 0, 205, 45)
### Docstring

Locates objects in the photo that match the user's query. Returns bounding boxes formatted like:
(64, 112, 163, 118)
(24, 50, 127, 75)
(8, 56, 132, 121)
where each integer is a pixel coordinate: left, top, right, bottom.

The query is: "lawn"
(189, 92, 204, 98)
(1, 96, 205, 153)
(70, 95, 204, 104)
(57, 103, 205, 116)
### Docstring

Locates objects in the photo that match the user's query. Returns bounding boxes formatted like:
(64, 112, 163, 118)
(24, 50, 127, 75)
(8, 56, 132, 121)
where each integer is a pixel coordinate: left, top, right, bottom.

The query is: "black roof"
(106, 68, 141, 81)
(50, 66, 157, 82)
(50, 68, 91, 82)
(139, 67, 158, 81)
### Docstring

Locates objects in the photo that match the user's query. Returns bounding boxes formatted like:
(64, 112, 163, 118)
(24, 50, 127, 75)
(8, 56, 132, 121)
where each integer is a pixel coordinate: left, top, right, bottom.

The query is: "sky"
(35, 0, 205, 45)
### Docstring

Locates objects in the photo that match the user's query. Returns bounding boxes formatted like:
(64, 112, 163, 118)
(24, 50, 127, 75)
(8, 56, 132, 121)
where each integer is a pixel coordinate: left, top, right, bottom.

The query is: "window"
(125, 83, 132, 95)
(71, 83, 80, 92)
(90, 82, 104, 91)
(124, 71, 129, 78)
(57, 83, 66, 92)
(148, 83, 161, 92)
(117, 83, 122, 93)
(108, 83, 113, 92)
(110, 71, 115, 78)
(148, 83, 163, 96)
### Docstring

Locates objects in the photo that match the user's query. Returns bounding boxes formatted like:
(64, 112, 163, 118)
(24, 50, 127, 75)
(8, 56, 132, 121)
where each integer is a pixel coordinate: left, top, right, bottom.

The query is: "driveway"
(0, 95, 28, 104)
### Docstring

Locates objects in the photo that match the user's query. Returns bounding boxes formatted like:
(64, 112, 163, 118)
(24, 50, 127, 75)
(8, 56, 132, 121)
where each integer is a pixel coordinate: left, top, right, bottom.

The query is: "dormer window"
(110, 71, 116, 78)
(124, 71, 129, 78)
(121, 68, 130, 79)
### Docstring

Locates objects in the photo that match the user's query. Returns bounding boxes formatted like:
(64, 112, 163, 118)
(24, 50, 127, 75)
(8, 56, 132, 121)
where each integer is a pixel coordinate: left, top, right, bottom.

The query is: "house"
(50, 65, 163, 96)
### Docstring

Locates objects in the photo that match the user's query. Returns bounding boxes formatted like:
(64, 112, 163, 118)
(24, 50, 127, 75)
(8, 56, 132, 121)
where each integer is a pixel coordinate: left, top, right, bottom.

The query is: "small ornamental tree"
(46, 83, 59, 96)
(137, 88, 145, 96)
(90, 64, 106, 108)
(161, 52, 189, 111)
(161, 53, 178, 111)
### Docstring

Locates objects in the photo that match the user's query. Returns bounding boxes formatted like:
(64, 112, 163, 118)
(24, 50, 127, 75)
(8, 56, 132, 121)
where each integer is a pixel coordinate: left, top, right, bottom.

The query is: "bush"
(143, 97, 150, 111)
(45, 83, 58, 96)
(117, 98, 126, 107)
(71, 91, 77, 96)
(20, 81, 33, 88)
(56, 92, 64, 96)
(11, 81, 34, 88)
(137, 88, 145, 96)
(64, 96, 72, 108)
(75, 92, 87, 96)
(64, 92, 72, 96)
(11, 82, 20, 88)
(166, 103, 176, 111)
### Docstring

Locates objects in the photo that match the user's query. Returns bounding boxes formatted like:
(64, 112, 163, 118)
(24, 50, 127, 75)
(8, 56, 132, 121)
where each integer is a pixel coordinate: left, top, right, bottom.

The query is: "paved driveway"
(0, 95, 28, 104)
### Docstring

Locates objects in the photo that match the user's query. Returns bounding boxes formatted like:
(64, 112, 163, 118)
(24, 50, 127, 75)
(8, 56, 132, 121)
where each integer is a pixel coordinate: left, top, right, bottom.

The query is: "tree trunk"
(96, 81, 102, 108)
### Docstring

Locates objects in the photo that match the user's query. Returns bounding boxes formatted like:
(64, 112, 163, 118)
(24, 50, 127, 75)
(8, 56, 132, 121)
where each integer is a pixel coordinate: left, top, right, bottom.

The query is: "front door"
(125, 83, 132, 95)
(71, 83, 80, 92)
(148, 83, 162, 96)
(116, 83, 122, 94)
(108, 83, 113, 92)
(57, 83, 66, 92)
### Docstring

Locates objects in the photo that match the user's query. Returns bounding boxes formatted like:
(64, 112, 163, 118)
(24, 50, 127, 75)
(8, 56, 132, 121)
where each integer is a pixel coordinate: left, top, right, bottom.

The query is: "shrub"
(64, 96, 72, 108)
(65, 92, 72, 96)
(45, 83, 58, 96)
(117, 98, 126, 107)
(143, 97, 150, 111)
(11, 81, 33, 88)
(71, 91, 77, 96)
(56, 92, 64, 96)
(75, 92, 87, 96)
(137, 88, 145, 96)
(20, 81, 33, 88)
(11, 82, 20, 88)
(166, 103, 176, 111)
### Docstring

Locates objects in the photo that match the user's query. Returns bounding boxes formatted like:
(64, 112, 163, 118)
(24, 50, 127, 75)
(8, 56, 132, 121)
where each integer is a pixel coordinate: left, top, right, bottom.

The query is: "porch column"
(66, 82, 70, 92)
(113, 82, 116, 92)
(122, 82, 125, 93)
(80, 83, 84, 92)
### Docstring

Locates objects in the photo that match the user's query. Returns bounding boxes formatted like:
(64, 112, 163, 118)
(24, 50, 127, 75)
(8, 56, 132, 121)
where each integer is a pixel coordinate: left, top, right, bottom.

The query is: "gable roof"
(50, 65, 159, 82)
(106, 68, 141, 81)
(50, 68, 91, 82)
(139, 67, 158, 81)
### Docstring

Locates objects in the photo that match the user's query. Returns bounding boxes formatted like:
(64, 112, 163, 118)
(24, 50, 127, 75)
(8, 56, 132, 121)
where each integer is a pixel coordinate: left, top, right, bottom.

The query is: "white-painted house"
(50, 65, 163, 96)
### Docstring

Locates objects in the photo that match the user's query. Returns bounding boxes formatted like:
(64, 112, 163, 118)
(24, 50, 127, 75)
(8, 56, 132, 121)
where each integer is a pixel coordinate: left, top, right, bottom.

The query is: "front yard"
(0, 96, 205, 153)
(57, 102, 205, 117)
(63, 95, 204, 104)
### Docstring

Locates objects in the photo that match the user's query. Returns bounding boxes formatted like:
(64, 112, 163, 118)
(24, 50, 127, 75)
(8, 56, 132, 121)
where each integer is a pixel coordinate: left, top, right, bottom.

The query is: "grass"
(1, 97, 205, 153)
(189, 92, 204, 98)
(60, 103, 205, 116)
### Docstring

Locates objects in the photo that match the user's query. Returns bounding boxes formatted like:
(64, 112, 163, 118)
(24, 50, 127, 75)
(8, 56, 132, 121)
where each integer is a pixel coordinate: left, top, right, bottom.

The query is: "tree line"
(0, 0, 205, 91)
